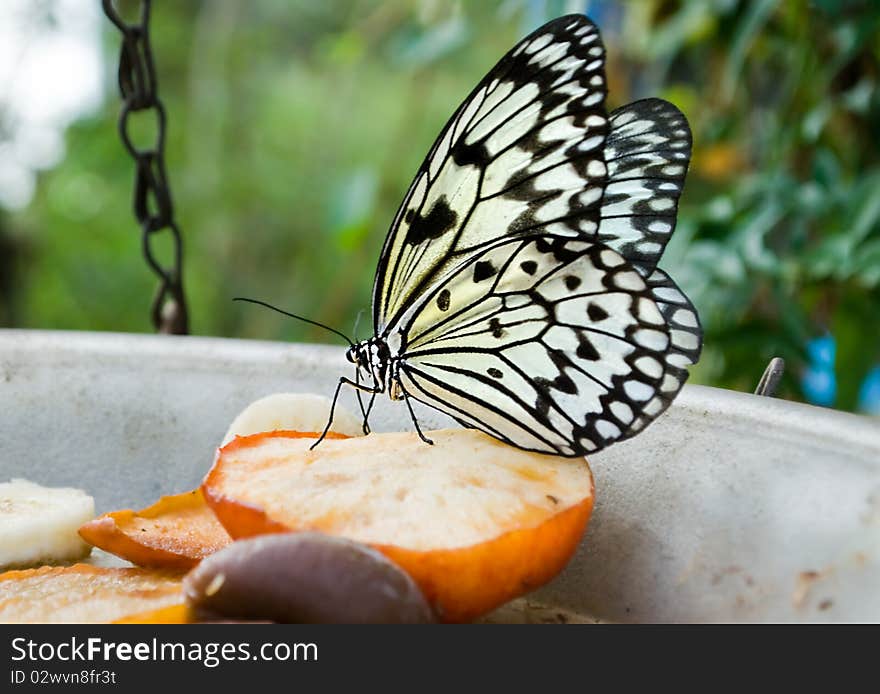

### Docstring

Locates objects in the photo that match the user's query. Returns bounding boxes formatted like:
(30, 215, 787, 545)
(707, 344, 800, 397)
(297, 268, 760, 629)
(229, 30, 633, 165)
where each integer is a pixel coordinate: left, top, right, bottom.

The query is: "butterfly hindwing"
(621, 267, 702, 438)
(396, 235, 677, 456)
(373, 14, 611, 335)
(597, 98, 692, 276)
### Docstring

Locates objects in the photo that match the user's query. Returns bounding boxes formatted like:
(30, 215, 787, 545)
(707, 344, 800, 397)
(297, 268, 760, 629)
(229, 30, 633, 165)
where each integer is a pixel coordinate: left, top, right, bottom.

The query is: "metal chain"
(102, 0, 189, 334)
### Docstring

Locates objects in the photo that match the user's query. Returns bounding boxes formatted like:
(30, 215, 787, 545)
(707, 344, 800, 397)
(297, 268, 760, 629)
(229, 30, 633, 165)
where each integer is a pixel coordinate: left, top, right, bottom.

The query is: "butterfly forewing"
(373, 15, 610, 334)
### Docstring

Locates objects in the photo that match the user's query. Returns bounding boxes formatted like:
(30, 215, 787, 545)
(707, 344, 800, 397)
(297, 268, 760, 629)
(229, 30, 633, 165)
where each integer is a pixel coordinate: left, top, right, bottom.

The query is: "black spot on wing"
(564, 275, 581, 290)
(405, 196, 458, 246)
(520, 260, 538, 275)
(451, 141, 491, 168)
(487, 367, 503, 379)
(436, 289, 451, 311)
(587, 302, 609, 322)
(576, 333, 600, 361)
(533, 379, 553, 418)
(548, 348, 578, 394)
(473, 260, 498, 282)
(535, 236, 580, 263)
(489, 317, 506, 338)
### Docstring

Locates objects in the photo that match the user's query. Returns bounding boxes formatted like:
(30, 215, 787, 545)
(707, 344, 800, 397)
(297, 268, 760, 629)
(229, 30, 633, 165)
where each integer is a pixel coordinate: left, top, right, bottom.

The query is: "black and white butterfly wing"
(394, 234, 698, 456)
(365, 14, 702, 456)
(623, 268, 701, 437)
(598, 98, 692, 276)
(373, 14, 611, 335)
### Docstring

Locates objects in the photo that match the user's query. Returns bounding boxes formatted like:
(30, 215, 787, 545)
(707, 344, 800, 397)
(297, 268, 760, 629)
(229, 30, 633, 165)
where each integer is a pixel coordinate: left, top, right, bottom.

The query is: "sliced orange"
(202, 429, 594, 623)
(78, 489, 231, 569)
(0, 565, 183, 624)
(113, 603, 192, 624)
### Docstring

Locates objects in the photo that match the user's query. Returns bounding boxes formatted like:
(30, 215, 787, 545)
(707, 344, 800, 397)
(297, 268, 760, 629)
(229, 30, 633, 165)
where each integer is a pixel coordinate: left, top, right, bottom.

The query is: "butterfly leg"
(354, 369, 372, 435)
(362, 390, 378, 435)
(312, 376, 381, 451)
(403, 393, 434, 446)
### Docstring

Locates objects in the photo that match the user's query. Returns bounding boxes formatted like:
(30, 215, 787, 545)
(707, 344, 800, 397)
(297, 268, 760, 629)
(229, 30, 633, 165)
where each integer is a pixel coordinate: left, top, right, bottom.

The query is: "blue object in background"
(801, 334, 837, 407)
(858, 366, 880, 415)
(801, 334, 880, 414)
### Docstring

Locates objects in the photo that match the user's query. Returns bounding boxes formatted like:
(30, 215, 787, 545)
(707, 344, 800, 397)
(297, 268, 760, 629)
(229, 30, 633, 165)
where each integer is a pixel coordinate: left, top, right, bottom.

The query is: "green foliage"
(1, 0, 879, 411)
(617, 0, 880, 409)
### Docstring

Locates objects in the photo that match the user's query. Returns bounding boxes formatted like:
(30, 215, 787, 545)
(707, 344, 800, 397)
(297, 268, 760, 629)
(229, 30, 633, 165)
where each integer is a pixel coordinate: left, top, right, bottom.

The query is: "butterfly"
(317, 13, 702, 457)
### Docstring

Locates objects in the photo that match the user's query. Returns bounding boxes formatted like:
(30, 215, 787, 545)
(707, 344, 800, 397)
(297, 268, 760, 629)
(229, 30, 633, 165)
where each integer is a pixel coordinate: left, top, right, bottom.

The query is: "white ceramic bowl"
(1, 329, 877, 622)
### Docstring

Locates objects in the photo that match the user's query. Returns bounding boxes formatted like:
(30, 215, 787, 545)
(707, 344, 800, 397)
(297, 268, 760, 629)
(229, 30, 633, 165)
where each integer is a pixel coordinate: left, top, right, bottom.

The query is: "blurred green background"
(1, 0, 878, 413)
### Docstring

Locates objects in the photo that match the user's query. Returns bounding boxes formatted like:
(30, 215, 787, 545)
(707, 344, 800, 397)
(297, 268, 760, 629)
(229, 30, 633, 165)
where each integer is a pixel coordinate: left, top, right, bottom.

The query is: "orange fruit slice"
(202, 429, 594, 622)
(78, 489, 231, 569)
(0, 565, 183, 624)
(113, 603, 192, 624)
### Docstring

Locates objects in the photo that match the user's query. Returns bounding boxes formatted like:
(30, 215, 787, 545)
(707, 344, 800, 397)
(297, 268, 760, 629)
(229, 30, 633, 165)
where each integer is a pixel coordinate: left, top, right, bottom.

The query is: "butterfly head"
(347, 337, 391, 393)
(345, 343, 368, 369)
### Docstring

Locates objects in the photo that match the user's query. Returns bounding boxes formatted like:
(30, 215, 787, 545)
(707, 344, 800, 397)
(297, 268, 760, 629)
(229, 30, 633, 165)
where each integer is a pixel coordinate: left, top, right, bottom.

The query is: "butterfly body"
(320, 14, 702, 458)
(346, 336, 405, 401)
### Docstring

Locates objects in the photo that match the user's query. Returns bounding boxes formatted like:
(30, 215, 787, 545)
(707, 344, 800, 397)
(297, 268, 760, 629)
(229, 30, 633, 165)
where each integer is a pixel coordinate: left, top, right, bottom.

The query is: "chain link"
(102, 0, 189, 334)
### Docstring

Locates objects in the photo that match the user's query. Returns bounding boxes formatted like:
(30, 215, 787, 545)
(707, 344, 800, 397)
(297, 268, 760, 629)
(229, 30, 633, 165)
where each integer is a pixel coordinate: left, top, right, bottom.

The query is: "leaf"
(328, 168, 378, 251)
(721, 0, 778, 100)
(831, 292, 880, 411)
(388, 15, 470, 68)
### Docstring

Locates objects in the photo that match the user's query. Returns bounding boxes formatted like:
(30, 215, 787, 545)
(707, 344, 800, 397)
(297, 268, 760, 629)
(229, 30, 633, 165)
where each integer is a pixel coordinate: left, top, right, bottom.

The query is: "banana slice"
(0, 479, 95, 569)
(221, 392, 364, 445)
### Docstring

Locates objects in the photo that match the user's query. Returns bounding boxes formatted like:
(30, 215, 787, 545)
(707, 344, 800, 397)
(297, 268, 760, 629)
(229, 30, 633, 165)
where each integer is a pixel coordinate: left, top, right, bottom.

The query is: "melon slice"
(202, 429, 594, 622)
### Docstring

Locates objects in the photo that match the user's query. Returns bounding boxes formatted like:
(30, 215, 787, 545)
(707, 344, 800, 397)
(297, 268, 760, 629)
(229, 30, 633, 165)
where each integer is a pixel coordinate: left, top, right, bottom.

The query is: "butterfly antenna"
(352, 309, 366, 342)
(233, 297, 355, 347)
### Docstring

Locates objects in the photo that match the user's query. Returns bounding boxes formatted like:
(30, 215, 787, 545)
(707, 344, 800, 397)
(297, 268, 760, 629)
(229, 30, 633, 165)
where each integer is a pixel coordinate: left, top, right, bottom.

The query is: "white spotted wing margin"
(372, 14, 611, 335)
(620, 268, 701, 440)
(597, 98, 692, 276)
(392, 234, 694, 457)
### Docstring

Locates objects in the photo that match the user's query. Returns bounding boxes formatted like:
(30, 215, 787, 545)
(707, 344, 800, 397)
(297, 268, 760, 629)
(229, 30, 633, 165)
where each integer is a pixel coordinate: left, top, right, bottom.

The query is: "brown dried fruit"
(184, 532, 435, 624)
